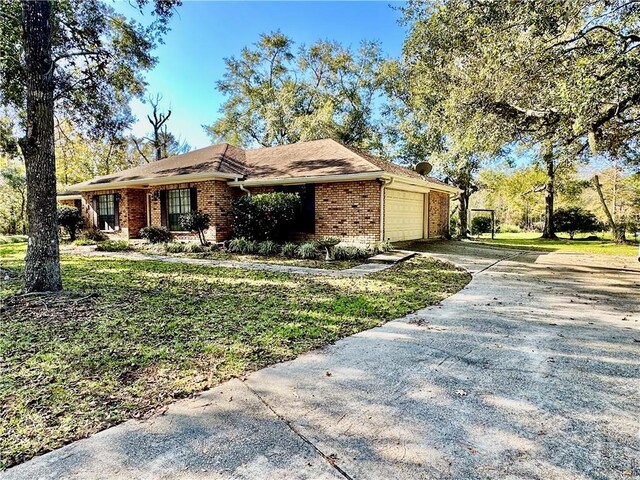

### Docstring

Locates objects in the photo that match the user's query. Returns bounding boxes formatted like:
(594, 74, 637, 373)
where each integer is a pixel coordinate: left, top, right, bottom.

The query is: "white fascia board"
(70, 172, 240, 192)
(388, 174, 461, 194)
(228, 172, 386, 187)
(57, 194, 82, 200)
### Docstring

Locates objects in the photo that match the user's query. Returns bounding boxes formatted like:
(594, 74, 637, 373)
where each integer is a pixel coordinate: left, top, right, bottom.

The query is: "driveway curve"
(3, 244, 639, 479)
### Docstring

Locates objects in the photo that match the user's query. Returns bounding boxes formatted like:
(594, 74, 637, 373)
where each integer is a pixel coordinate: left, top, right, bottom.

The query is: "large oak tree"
(205, 32, 386, 154)
(0, 0, 180, 292)
(400, 0, 640, 239)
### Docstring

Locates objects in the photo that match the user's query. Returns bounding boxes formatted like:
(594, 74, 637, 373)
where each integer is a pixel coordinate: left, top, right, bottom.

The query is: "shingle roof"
(68, 143, 245, 189)
(63, 138, 450, 190)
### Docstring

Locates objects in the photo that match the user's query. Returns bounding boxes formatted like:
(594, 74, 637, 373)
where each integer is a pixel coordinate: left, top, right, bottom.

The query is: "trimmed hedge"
(231, 193, 300, 241)
(57, 206, 84, 241)
(139, 226, 173, 244)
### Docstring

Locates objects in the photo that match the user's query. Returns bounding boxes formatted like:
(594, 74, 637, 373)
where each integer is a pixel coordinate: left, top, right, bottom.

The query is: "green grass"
(471, 232, 639, 256)
(0, 235, 27, 245)
(0, 243, 469, 469)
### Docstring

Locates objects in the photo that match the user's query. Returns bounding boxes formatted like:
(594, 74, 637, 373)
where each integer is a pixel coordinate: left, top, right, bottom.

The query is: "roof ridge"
(333, 139, 448, 184)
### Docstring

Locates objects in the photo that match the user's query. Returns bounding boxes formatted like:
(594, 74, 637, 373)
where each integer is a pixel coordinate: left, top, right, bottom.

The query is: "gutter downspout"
(237, 179, 251, 196)
(379, 177, 393, 242)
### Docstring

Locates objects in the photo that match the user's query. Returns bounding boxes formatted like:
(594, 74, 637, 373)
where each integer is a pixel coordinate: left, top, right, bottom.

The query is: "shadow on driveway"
(4, 242, 639, 479)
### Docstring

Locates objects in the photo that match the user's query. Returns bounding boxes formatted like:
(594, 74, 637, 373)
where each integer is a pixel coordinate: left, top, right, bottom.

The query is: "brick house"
(58, 139, 458, 243)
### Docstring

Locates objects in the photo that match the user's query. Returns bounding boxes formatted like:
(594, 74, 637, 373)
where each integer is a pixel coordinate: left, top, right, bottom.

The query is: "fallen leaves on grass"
(0, 247, 470, 469)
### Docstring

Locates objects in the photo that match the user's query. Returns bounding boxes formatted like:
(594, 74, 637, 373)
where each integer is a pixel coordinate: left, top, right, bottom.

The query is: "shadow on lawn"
(4, 246, 639, 479)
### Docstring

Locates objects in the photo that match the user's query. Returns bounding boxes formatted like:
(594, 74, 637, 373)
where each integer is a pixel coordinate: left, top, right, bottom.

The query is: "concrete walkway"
(4, 245, 639, 479)
(69, 250, 393, 277)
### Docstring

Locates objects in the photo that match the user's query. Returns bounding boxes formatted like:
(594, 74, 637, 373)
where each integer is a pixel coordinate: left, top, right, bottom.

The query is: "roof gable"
(62, 138, 451, 191)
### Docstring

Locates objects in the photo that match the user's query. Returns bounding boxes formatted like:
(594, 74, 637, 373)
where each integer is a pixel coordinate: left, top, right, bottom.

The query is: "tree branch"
(132, 137, 150, 163)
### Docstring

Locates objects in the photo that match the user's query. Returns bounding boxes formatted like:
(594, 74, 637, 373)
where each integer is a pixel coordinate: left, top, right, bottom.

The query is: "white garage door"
(384, 189, 425, 242)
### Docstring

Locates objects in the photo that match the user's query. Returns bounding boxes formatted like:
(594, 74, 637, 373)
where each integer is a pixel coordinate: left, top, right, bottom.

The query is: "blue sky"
(114, 1, 406, 149)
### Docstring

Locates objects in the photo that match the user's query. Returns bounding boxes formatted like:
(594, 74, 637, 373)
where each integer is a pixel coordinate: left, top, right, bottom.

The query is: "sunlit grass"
(0, 243, 469, 469)
(472, 232, 638, 256)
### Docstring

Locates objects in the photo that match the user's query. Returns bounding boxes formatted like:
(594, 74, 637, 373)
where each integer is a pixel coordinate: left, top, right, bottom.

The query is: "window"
(97, 194, 116, 230)
(167, 188, 192, 231)
(275, 184, 315, 233)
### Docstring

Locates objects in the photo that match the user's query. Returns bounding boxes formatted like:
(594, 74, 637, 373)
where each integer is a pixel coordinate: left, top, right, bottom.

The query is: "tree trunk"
(541, 148, 557, 239)
(592, 174, 626, 243)
(154, 124, 162, 162)
(18, 0, 62, 292)
(458, 190, 470, 239)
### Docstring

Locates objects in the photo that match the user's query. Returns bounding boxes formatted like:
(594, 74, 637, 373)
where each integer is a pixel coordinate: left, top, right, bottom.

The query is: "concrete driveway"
(3, 243, 639, 479)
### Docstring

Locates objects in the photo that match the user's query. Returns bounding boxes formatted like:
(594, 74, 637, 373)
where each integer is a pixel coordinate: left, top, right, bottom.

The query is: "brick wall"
(428, 190, 450, 238)
(313, 181, 380, 242)
(73, 179, 448, 242)
(148, 180, 237, 241)
(124, 189, 147, 238)
(79, 188, 147, 239)
(238, 181, 381, 243)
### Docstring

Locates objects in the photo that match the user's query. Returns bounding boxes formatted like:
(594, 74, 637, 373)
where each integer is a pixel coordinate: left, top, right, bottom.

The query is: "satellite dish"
(415, 161, 433, 176)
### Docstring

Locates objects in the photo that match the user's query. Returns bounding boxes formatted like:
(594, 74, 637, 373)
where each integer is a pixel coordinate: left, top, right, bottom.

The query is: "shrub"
(281, 242, 298, 258)
(139, 226, 173, 244)
(165, 242, 185, 253)
(257, 240, 280, 256)
(95, 240, 129, 252)
(82, 227, 108, 242)
(471, 216, 493, 235)
(554, 207, 602, 239)
(72, 238, 96, 246)
(334, 245, 369, 260)
(226, 237, 259, 254)
(371, 241, 392, 255)
(297, 242, 319, 259)
(165, 242, 207, 254)
(57, 206, 84, 241)
(231, 192, 300, 241)
(179, 211, 211, 246)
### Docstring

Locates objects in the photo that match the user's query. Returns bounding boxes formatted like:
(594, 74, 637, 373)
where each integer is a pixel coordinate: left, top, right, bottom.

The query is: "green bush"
(165, 242, 185, 253)
(471, 216, 493, 235)
(371, 241, 392, 255)
(72, 238, 97, 246)
(179, 211, 211, 246)
(57, 206, 84, 241)
(334, 245, 369, 260)
(297, 242, 319, 259)
(554, 207, 602, 239)
(257, 240, 280, 256)
(95, 240, 129, 252)
(139, 226, 173, 244)
(231, 192, 300, 241)
(281, 242, 298, 257)
(227, 237, 259, 254)
(165, 242, 208, 254)
(82, 227, 108, 242)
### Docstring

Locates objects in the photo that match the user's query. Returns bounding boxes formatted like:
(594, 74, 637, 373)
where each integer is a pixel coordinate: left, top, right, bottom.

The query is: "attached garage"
(383, 189, 427, 242)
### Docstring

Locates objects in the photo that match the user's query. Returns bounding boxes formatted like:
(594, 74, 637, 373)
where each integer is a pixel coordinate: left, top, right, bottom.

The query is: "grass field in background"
(472, 232, 639, 256)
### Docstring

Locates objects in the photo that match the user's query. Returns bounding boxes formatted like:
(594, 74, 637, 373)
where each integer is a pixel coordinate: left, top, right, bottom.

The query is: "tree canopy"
(205, 32, 386, 153)
(398, 0, 640, 238)
(0, 0, 179, 292)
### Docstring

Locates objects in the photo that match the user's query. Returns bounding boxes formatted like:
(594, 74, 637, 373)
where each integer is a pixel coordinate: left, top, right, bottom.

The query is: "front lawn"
(471, 232, 638, 256)
(134, 244, 363, 270)
(0, 243, 469, 469)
